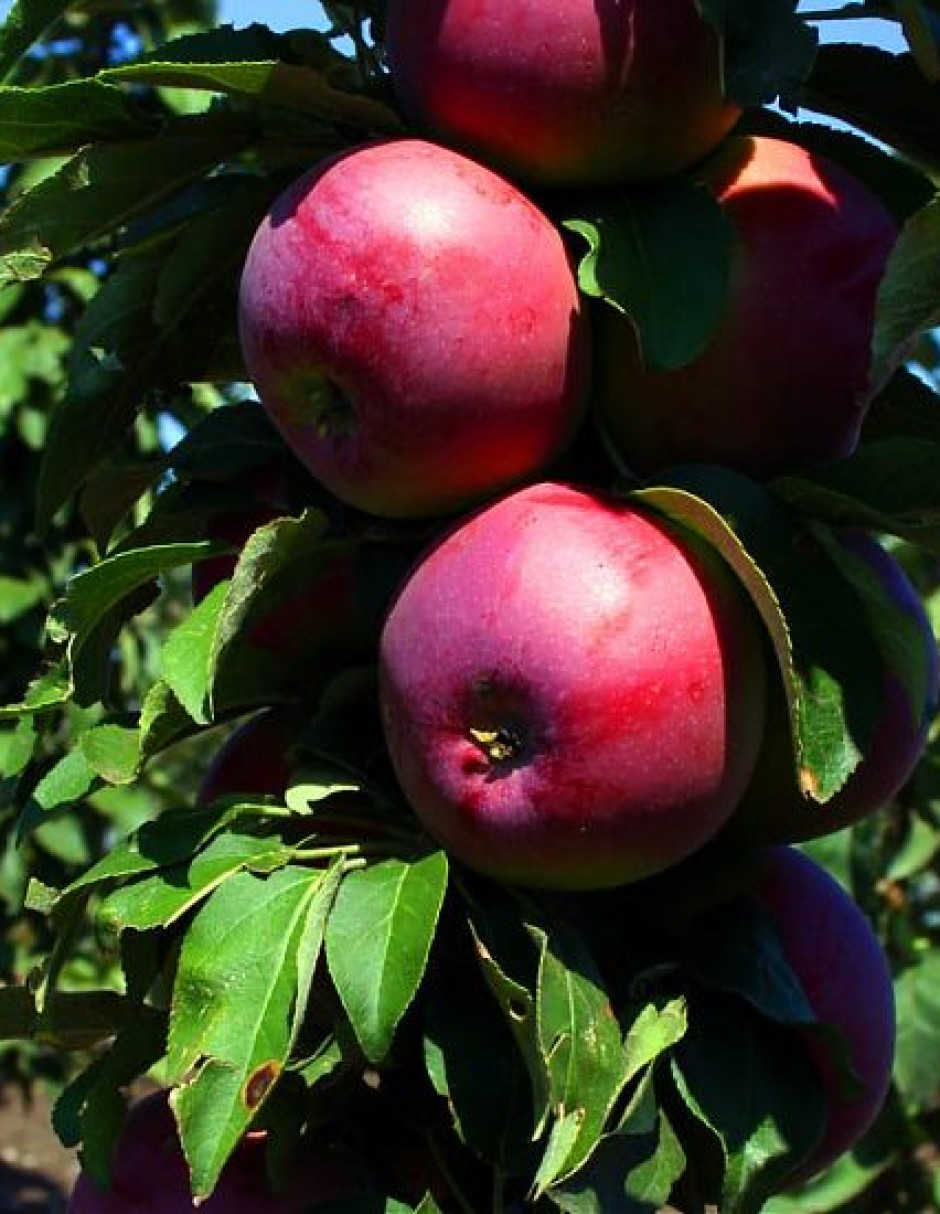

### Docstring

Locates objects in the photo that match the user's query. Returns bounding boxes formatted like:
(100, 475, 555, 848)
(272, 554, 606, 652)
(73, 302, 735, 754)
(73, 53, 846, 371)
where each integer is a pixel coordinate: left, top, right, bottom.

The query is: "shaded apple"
(728, 531, 938, 845)
(386, 0, 741, 186)
(197, 706, 306, 806)
(66, 1091, 358, 1213)
(753, 847, 896, 1186)
(238, 138, 590, 520)
(595, 136, 899, 478)
(379, 482, 767, 889)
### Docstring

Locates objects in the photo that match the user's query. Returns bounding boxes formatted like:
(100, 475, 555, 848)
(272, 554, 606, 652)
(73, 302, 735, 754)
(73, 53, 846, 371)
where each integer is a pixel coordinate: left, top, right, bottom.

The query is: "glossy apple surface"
(755, 847, 896, 1185)
(386, 0, 740, 185)
(596, 136, 899, 478)
(66, 1091, 356, 1213)
(729, 531, 938, 845)
(238, 139, 590, 519)
(379, 482, 767, 888)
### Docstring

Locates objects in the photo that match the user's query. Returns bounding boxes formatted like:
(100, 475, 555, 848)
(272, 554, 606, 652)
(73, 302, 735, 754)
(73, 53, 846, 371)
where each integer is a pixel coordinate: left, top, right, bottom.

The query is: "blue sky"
(217, 0, 904, 49)
(0, 0, 907, 51)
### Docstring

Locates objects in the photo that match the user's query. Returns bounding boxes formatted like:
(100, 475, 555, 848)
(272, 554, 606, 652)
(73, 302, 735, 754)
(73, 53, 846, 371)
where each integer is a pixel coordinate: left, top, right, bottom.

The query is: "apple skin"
(238, 138, 590, 520)
(727, 531, 939, 845)
(379, 482, 767, 889)
(385, 0, 741, 186)
(753, 847, 896, 1186)
(197, 707, 305, 806)
(595, 136, 899, 479)
(66, 1091, 357, 1214)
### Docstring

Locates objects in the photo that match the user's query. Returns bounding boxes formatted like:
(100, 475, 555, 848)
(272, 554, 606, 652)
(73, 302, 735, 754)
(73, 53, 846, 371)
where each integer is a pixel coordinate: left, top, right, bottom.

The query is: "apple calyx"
(468, 724, 527, 765)
(308, 375, 356, 440)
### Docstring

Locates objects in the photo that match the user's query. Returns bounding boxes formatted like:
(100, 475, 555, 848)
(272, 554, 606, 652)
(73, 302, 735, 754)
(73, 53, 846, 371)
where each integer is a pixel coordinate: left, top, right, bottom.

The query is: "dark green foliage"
(2, 2, 940, 1211)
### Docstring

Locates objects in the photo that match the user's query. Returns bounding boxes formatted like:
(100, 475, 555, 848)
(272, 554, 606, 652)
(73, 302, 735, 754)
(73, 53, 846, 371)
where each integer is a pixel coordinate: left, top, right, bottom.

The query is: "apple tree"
(1, 1, 940, 1211)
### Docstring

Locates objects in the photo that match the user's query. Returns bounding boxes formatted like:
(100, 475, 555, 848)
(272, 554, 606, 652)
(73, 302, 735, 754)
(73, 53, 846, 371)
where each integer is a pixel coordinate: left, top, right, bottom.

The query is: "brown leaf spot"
(243, 1061, 281, 1110)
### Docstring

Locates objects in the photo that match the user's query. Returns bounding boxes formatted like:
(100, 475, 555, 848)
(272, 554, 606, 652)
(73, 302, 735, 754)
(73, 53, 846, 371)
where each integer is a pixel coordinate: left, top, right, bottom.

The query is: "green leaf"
(65, 804, 241, 898)
(37, 252, 163, 527)
(0, 0, 75, 82)
(864, 366, 940, 445)
(0, 113, 253, 288)
(466, 893, 552, 1135)
(52, 1011, 168, 1187)
(0, 80, 154, 159)
(871, 194, 940, 391)
(423, 958, 539, 1176)
(764, 1145, 896, 1214)
(325, 851, 448, 1064)
(0, 716, 37, 778)
(894, 0, 940, 80)
(683, 900, 816, 1027)
(19, 745, 97, 839)
(80, 458, 166, 552)
(806, 43, 940, 172)
(893, 953, 940, 1111)
(622, 997, 690, 1083)
(207, 510, 340, 710)
(1, 989, 133, 1051)
(564, 180, 732, 372)
(162, 581, 229, 724)
(47, 541, 221, 650)
(168, 864, 339, 1197)
(97, 831, 292, 933)
(37, 202, 253, 525)
(673, 996, 828, 1214)
(550, 1070, 685, 1214)
(814, 522, 936, 728)
(150, 174, 273, 330)
(696, 0, 818, 107)
(773, 436, 940, 550)
(0, 660, 72, 720)
(79, 723, 142, 785)
(102, 25, 403, 132)
(635, 471, 883, 802)
(138, 681, 198, 765)
(167, 398, 285, 484)
(0, 573, 44, 622)
(0, 987, 39, 1042)
(532, 917, 633, 1189)
(885, 812, 940, 881)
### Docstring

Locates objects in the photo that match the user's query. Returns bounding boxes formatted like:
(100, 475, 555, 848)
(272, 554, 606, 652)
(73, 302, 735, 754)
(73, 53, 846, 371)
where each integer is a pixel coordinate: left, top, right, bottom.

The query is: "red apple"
(753, 847, 896, 1186)
(197, 706, 305, 806)
(378, 482, 767, 889)
(66, 1091, 358, 1213)
(385, 0, 741, 186)
(595, 136, 899, 478)
(728, 531, 938, 845)
(238, 139, 590, 520)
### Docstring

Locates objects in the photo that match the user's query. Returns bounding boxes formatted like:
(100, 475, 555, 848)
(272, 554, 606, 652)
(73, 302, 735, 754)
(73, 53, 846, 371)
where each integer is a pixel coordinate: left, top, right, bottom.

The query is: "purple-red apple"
(595, 136, 899, 478)
(197, 706, 305, 806)
(66, 1091, 358, 1213)
(378, 482, 767, 889)
(728, 531, 938, 845)
(238, 138, 590, 519)
(752, 847, 896, 1185)
(385, 0, 741, 186)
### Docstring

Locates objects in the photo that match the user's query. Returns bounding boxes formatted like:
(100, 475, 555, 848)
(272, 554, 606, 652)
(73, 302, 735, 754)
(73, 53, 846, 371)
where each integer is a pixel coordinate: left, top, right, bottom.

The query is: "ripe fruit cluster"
(153, 0, 935, 1206)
